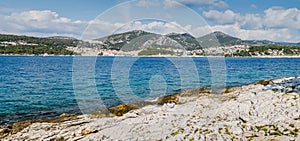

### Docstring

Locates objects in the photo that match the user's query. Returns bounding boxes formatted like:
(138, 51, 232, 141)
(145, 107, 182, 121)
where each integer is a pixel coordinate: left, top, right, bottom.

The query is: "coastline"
(1, 54, 300, 58)
(1, 77, 300, 140)
(0, 54, 76, 57)
(233, 55, 300, 58)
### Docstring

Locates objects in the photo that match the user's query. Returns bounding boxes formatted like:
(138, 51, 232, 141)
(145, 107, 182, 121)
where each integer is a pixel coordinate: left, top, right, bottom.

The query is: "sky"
(0, 0, 300, 42)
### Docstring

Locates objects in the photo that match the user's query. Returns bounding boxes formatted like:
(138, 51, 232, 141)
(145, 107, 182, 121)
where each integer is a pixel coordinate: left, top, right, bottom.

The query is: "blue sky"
(0, 0, 300, 42)
(0, 0, 120, 20)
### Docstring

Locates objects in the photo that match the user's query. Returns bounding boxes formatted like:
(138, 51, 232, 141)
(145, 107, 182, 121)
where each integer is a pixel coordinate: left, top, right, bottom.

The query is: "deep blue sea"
(0, 56, 300, 124)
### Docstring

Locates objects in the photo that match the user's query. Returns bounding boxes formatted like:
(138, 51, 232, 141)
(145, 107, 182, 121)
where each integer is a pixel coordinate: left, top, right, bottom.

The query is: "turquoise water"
(0, 56, 300, 124)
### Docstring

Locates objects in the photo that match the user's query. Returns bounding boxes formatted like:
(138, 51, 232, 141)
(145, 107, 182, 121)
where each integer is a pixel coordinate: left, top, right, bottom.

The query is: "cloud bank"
(203, 7, 300, 42)
(0, 10, 86, 37)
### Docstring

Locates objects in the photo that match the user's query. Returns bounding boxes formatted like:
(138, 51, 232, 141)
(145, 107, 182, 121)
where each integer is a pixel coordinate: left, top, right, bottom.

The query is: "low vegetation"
(229, 45, 300, 57)
(249, 46, 300, 54)
(0, 34, 79, 55)
(0, 45, 77, 55)
(0, 34, 78, 47)
(138, 48, 175, 56)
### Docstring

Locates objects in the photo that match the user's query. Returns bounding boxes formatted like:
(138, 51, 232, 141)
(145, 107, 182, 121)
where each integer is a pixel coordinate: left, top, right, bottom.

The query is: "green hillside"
(197, 31, 242, 47)
(0, 34, 78, 55)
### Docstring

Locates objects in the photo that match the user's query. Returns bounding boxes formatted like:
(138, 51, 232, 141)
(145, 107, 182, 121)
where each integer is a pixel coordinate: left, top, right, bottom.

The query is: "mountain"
(166, 33, 202, 50)
(197, 31, 242, 47)
(95, 30, 202, 51)
(95, 30, 300, 51)
(95, 30, 153, 50)
(1, 30, 299, 55)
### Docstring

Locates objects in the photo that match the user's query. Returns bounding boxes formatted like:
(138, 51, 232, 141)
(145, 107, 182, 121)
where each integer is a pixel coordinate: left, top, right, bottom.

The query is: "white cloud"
(0, 10, 209, 40)
(209, 24, 299, 42)
(203, 7, 300, 30)
(105, 21, 196, 35)
(203, 9, 263, 29)
(82, 19, 125, 39)
(202, 7, 300, 42)
(239, 14, 263, 29)
(203, 10, 239, 24)
(0, 10, 86, 38)
(83, 20, 214, 39)
(163, 0, 179, 9)
(136, 0, 159, 8)
(250, 4, 257, 9)
(264, 7, 300, 30)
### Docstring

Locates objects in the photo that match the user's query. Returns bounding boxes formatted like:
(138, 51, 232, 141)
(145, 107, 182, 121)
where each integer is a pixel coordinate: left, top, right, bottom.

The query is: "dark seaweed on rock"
(156, 94, 180, 105)
(90, 101, 154, 118)
(222, 87, 240, 94)
(180, 88, 212, 97)
(255, 80, 274, 86)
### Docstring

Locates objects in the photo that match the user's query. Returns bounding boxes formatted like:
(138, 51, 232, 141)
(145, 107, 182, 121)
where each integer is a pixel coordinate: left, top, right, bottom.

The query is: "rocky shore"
(1, 77, 300, 141)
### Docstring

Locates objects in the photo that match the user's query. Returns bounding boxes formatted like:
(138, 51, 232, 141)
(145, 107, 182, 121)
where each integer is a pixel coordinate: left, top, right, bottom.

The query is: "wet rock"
(108, 104, 138, 116)
(181, 88, 212, 96)
(222, 86, 240, 94)
(283, 87, 293, 93)
(255, 80, 274, 86)
(89, 109, 111, 118)
(156, 94, 179, 105)
(0, 125, 12, 138)
(90, 101, 153, 118)
(60, 113, 75, 118)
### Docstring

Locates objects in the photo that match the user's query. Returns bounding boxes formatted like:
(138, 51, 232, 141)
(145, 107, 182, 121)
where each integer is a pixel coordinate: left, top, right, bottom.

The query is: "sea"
(0, 56, 299, 124)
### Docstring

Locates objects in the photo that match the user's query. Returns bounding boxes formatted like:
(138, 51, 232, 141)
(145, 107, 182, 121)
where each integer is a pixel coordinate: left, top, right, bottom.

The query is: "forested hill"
(0, 34, 79, 47)
(0, 34, 79, 55)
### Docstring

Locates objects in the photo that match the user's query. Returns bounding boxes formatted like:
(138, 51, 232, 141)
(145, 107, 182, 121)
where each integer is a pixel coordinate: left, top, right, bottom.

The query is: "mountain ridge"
(1, 31, 299, 50)
(94, 30, 300, 48)
(95, 30, 202, 51)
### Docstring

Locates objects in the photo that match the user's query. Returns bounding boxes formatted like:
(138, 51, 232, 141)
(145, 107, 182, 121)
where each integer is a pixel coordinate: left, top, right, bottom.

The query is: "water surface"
(0, 56, 299, 124)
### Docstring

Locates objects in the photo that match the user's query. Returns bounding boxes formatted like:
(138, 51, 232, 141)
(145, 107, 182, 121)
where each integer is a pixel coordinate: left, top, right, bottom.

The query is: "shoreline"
(1, 54, 300, 58)
(0, 54, 75, 57)
(1, 77, 300, 140)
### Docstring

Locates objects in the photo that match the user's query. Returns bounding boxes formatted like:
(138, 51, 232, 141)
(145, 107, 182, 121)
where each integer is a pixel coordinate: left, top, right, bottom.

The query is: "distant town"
(67, 44, 300, 57)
